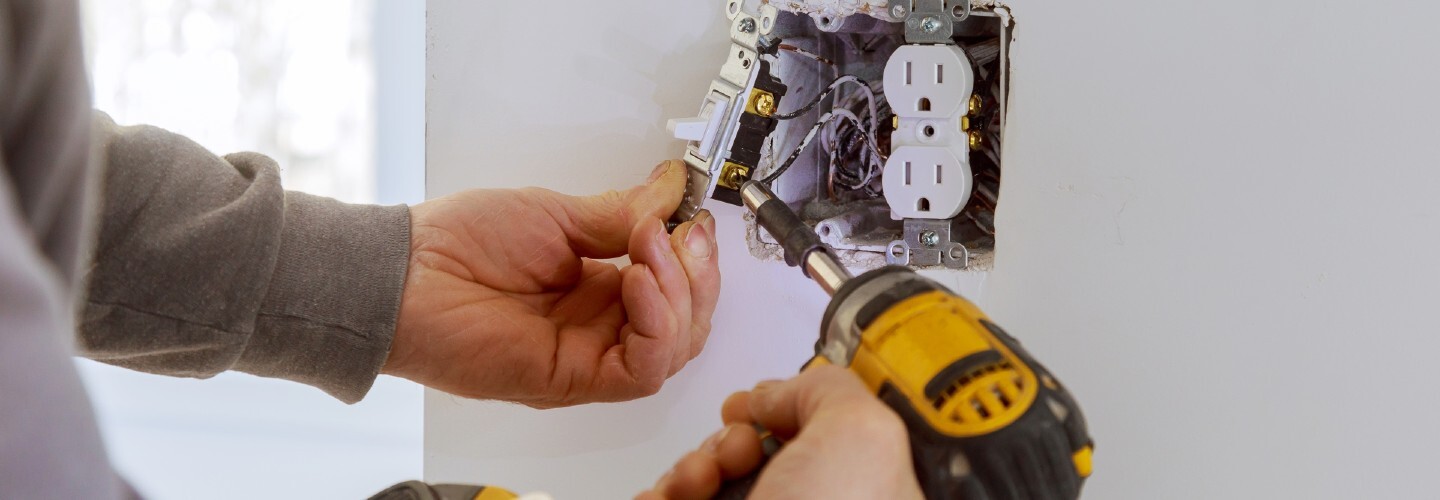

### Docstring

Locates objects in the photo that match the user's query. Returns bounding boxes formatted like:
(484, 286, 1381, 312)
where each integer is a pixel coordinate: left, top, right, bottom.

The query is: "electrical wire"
(823, 107, 881, 189)
(775, 75, 878, 129)
(757, 112, 886, 185)
(777, 44, 835, 66)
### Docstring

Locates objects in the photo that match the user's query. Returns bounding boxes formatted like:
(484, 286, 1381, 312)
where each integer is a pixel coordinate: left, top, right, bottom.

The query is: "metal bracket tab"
(887, 218, 970, 269)
(887, 0, 971, 44)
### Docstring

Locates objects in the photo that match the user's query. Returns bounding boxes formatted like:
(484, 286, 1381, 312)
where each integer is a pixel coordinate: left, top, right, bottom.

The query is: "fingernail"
(648, 161, 672, 184)
(684, 223, 712, 259)
(703, 426, 734, 454)
(753, 380, 781, 392)
(696, 210, 717, 236)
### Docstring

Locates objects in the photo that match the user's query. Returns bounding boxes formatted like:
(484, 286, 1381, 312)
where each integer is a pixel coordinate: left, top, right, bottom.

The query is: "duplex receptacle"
(883, 45, 974, 119)
(883, 44, 975, 220)
(698, 2, 1012, 269)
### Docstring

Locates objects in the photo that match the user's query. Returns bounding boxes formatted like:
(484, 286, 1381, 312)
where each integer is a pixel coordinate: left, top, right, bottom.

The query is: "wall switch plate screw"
(920, 16, 942, 33)
(739, 18, 757, 33)
(920, 230, 940, 247)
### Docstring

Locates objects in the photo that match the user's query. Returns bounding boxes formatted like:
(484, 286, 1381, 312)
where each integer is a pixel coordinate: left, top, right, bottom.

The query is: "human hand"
(638, 365, 924, 500)
(383, 160, 720, 408)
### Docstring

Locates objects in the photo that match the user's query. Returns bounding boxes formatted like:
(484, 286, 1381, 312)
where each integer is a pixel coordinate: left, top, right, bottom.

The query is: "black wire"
(774, 76, 871, 120)
(756, 123, 820, 184)
(757, 113, 886, 185)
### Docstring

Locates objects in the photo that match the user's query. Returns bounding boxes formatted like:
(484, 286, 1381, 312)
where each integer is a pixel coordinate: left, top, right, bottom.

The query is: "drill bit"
(739, 181, 852, 295)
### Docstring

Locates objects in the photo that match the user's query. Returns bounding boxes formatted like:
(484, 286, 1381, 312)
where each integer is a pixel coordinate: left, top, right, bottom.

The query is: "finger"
(596, 263, 677, 399)
(720, 391, 754, 425)
(629, 216, 694, 376)
(711, 424, 764, 480)
(658, 451, 722, 500)
(668, 210, 721, 359)
(539, 160, 689, 259)
(547, 259, 624, 329)
(748, 365, 885, 439)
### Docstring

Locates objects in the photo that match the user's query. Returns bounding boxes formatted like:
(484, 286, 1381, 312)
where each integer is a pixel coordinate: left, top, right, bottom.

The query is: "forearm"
(79, 113, 411, 403)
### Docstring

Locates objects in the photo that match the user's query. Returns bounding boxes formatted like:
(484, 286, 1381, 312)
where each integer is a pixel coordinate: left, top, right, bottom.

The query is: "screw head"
(920, 16, 942, 33)
(725, 169, 745, 187)
(968, 131, 984, 149)
(739, 17, 757, 33)
(891, 4, 909, 18)
(968, 94, 983, 115)
(754, 93, 776, 117)
(920, 230, 940, 247)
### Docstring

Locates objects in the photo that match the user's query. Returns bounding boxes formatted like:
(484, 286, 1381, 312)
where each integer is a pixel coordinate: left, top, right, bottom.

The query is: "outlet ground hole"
(918, 97, 932, 112)
(917, 198, 931, 212)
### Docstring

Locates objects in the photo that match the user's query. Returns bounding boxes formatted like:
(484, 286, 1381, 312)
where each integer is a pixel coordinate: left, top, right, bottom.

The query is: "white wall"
(426, 0, 1440, 498)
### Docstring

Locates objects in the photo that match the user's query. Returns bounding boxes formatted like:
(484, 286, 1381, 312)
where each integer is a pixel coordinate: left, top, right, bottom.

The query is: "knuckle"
(637, 376, 665, 397)
(851, 402, 908, 440)
(690, 321, 713, 347)
(599, 188, 627, 206)
(517, 186, 559, 202)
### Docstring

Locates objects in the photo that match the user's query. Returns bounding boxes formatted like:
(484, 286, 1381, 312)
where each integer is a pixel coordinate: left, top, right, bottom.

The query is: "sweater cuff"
(234, 186, 411, 403)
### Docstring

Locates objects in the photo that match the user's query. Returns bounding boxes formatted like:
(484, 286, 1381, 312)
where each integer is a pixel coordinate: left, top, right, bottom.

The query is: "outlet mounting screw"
(920, 16, 942, 33)
(920, 231, 940, 247)
(739, 18, 757, 33)
(891, 4, 909, 18)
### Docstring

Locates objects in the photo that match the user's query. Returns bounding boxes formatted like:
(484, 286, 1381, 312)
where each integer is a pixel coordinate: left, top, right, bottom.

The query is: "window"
(78, 1, 424, 498)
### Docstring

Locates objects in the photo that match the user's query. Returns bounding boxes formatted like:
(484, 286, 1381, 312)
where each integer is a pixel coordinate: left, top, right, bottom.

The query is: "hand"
(638, 365, 924, 500)
(384, 160, 720, 408)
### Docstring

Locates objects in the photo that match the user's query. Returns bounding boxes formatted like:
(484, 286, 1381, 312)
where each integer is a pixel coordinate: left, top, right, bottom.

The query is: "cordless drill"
(725, 181, 1093, 499)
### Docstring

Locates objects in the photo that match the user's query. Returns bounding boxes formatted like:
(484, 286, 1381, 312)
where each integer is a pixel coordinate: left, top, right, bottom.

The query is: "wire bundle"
(757, 74, 889, 197)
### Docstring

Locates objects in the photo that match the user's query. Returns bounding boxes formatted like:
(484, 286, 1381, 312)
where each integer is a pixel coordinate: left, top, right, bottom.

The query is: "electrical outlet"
(883, 145, 972, 219)
(883, 44, 975, 220)
(674, 1, 1011, 269)
(882, 45, 974, 119)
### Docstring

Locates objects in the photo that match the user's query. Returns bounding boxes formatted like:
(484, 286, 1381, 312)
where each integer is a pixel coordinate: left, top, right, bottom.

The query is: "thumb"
(543, 159, 689, 258)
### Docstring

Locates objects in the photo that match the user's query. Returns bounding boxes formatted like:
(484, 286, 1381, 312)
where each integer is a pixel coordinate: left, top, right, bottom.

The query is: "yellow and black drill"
(726, 181, 1093, 499)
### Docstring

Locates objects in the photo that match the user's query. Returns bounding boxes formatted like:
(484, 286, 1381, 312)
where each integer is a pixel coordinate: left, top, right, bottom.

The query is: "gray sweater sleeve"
(78, 114, 412, 403)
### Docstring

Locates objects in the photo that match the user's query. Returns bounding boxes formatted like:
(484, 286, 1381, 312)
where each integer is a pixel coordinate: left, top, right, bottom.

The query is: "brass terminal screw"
(753, 92, 776, 117)
(968, 131, 984, 149)
(719, 162, 750, 189)
(724, 168, 746, 187)
(968, 94, 983, 115)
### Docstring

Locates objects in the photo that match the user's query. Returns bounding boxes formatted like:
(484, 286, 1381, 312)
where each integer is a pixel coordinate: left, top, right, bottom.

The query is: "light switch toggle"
(668, 92, 732, 161)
